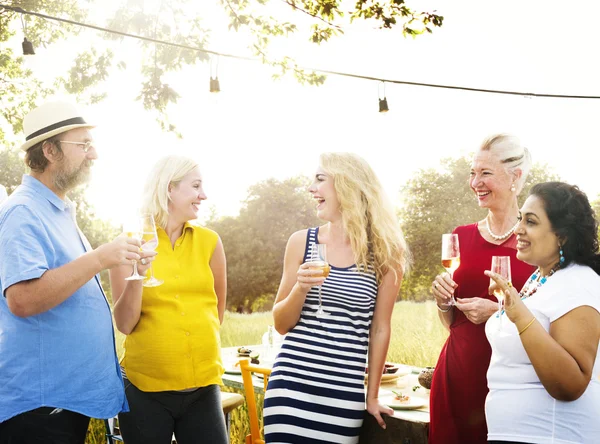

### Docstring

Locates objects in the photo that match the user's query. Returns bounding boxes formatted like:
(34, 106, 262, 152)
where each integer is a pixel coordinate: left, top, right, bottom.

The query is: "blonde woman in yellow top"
(109, 155, 228, 444)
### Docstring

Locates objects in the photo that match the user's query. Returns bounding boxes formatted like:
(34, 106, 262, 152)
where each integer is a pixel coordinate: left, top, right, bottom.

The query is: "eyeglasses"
(58, 140, 95, 153)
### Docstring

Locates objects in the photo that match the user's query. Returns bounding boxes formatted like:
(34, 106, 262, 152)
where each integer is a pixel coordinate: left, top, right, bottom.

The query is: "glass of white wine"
(441, 233, 461, 305)
(491, 256, 511, 327)
(140, 214, 163, 287)
(307, 243, 331, 317)
(123, 218, 145, 281)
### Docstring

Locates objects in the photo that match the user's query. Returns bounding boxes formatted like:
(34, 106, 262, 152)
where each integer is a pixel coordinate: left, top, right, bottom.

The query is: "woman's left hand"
(485, 270, 530, 324)
(366, 398, 393, 429)
(454, 297, 497, 324)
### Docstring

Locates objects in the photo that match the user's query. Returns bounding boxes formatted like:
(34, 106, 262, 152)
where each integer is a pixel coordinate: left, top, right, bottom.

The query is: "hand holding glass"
(441, 233, 460, 305)
(140, 214, 163, 287)
(123, 219, 145, 281)
(491, 256, 511, 323)
(307, 243, 330, 316)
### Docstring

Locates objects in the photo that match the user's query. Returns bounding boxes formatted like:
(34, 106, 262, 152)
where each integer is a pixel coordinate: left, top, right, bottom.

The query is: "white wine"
(494, 289, 505, 304)
(308, 261, 331, 278)
(442, 257, 460, 274)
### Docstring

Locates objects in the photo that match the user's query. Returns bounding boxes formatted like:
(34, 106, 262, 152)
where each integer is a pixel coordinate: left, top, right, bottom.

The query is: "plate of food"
(364, 363, 410, 383)
(237, 347, 261, 364)
(381, 391, 428, 410)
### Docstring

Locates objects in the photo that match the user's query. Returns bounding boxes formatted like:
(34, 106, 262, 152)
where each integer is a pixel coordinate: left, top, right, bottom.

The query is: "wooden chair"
(239, 358, 272, 444)
(221, 391, 245, 434)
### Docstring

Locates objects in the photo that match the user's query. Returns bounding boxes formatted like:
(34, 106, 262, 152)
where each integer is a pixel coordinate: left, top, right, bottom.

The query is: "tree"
(398, 156, 561, 301)
(207, 176, 320, 312)
(1, 0, 442, 135)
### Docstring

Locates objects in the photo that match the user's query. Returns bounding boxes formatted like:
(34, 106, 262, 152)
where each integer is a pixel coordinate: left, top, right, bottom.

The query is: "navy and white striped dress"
(263, 227, 378, 443)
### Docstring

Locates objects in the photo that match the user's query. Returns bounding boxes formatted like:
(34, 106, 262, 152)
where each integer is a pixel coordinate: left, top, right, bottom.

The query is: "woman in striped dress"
(263, 152, 411, 443)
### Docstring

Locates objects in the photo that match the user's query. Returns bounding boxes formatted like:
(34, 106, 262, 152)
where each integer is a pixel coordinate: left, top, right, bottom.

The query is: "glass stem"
(318, 286, 323, 308)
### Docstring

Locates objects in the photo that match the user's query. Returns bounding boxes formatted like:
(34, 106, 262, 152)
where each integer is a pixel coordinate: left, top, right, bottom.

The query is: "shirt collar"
(21, 174, 70, 212)
(157, 221, 195, 241)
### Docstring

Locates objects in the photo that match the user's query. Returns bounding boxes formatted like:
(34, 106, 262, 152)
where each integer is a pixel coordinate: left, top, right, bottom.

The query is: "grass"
(87, 300, 448, 443)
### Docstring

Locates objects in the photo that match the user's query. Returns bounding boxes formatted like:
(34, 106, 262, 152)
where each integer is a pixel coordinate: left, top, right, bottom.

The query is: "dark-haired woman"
(486, 182, 600, 443)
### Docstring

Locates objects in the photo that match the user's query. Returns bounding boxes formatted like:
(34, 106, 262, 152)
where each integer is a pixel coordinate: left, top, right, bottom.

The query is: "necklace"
(518, 264, 560, 300)
(486, 214, 520, 241)
(497, 264, 560, 317)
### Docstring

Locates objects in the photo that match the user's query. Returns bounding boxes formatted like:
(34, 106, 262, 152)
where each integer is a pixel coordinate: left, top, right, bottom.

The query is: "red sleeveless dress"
(428, 223, 534, 444)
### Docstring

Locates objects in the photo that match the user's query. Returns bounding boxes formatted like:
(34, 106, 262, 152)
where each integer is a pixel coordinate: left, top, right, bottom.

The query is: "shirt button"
(185, 332, 190, 336)
(175, 275, 180, 279)
(181, 312, 185, 316)
(187, 354, 191, 358)
(175, 295, 179, 299)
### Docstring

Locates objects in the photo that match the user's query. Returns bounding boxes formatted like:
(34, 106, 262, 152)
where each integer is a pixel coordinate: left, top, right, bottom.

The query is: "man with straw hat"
(0, 101, 153, 442)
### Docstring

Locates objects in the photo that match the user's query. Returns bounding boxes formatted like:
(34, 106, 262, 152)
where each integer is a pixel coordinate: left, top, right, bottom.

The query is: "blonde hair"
(479, 133, 532, 193)
(319, 152, 410, 284)
(140, 155, 199, 229)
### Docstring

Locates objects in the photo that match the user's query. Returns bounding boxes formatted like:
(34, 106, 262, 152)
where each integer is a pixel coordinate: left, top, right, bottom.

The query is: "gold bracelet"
(518, 317, 536, 335)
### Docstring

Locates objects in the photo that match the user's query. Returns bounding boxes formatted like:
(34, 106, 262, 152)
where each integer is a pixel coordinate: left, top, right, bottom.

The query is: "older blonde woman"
(263, 152, 410, 443)
(109, 155, 228, 444)
(429, 134, 536, 444)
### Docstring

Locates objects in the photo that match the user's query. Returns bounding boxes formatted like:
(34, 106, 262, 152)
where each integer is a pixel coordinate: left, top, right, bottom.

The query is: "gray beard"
(54, 162, 92, 192)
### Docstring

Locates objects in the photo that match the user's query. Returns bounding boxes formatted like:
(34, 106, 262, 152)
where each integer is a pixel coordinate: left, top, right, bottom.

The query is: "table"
(221, 345, 429, 444)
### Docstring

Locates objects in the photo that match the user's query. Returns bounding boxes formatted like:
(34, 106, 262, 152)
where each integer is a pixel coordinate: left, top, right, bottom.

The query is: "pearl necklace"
(486, 214, 520, 241)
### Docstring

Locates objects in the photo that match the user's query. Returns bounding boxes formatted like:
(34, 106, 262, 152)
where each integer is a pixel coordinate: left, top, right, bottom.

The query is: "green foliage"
(0, 147, 26, 192)
(0, 1, 86, 133)
(592, 197, 600, 240)
(1, 0, 442, 134)
(398, 156, 562, 300)
(207, 176, 320, 312)
(222, 0, 443, 84)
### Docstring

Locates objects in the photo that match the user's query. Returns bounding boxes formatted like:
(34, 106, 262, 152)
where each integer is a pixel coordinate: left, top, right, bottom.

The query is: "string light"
(2, 4, 600, 100)
(210, 55, 220, 93)
(378, 81, 389, 112)
(20, 13, 34, 55)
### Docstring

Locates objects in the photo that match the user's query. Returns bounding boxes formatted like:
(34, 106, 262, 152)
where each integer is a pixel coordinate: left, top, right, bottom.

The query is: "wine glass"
(140, 214, 163, 287)
(491, 256, 511, 326)
(441, 233, 461, 305)
(123, 218, 145, 281)
(307, 243, 330, 317)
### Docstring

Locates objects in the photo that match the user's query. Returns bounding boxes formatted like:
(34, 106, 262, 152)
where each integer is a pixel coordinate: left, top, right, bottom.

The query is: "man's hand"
(94, 234, 144, 270)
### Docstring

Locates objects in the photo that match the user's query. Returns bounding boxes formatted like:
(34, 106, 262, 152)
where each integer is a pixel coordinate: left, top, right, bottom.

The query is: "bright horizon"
(4, 0, 600, 224)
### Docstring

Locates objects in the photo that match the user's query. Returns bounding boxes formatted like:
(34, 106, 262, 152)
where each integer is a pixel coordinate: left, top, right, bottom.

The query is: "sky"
(5, 0, 600, 223)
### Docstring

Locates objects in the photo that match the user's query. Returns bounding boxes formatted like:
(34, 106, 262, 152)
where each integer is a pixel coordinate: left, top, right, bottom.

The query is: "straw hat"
(20, 101, 95, 151)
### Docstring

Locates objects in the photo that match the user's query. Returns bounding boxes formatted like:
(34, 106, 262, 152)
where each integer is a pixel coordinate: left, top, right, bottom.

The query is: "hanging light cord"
(1, 3, 600, 100)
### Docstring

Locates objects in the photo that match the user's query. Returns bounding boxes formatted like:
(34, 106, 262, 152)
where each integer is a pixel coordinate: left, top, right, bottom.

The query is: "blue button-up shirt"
(0, 175, 126, 422)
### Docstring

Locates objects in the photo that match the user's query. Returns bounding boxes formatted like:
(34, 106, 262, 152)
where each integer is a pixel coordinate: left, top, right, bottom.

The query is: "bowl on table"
(417, 367, 435, 389)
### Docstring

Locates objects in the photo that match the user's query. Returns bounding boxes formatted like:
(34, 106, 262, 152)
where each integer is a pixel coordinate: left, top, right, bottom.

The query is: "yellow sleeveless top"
(122, 223, 223, 392)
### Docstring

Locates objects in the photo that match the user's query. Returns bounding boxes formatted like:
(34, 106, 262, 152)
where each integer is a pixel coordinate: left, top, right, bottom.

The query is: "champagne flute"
(140, 214, 163, 287)
(491, 256, 511, 327)
(441, 233, 461, 305)
(123, 218, 145, 281)
(307, 243, 330, 317)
